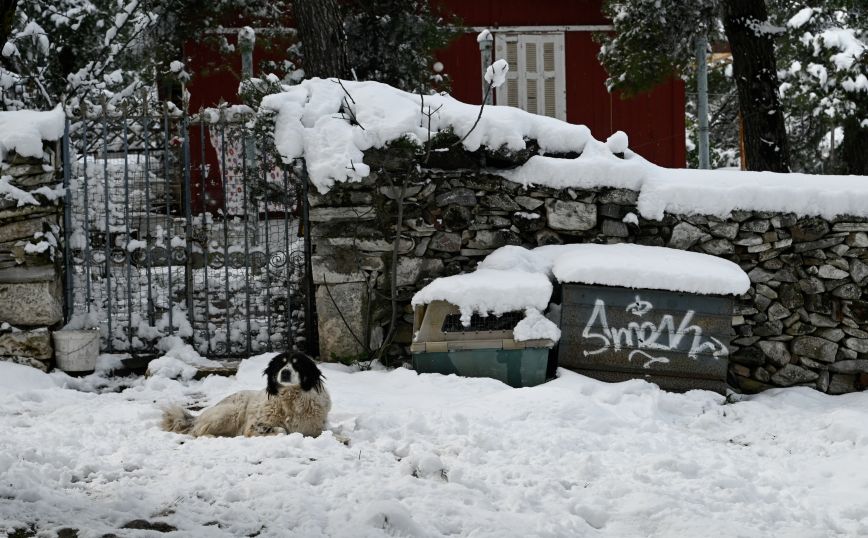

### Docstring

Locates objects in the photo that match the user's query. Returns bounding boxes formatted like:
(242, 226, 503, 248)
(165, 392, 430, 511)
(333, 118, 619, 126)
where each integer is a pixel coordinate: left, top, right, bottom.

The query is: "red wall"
(442, 0, 609, 26)
(437, 0, 686, 168)
(183, 0, 686, 179)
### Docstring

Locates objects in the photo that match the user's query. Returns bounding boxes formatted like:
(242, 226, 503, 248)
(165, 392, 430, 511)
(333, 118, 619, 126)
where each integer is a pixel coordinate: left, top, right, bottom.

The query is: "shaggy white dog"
(162, 352, 331, 438)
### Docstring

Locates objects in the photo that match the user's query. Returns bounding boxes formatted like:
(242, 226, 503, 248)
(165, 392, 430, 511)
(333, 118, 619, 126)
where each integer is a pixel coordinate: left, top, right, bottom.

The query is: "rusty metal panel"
(558, 284, 733, 393)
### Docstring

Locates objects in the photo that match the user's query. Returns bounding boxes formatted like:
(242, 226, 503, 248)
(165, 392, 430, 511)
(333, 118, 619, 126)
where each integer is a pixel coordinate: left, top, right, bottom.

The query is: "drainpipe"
(696, 36, 710, 169)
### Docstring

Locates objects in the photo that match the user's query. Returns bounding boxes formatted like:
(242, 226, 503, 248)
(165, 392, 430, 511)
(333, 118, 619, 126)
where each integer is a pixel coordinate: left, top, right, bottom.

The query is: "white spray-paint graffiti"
(582, 295, 728, 368)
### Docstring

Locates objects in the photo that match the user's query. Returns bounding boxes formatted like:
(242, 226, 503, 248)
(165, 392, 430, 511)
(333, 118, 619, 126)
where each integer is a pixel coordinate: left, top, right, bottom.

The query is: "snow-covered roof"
(545, 243, 750, 296)
(478, 244, 749, 296)
(411, 268, 553, 327)
(0, 107, 65, 162)
(261, 78, 868, 220)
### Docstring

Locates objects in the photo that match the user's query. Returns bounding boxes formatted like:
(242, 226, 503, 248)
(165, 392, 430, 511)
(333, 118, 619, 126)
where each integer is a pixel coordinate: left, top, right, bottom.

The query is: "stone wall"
(0, 145, 64, 371)
(308, 147, 868, 394)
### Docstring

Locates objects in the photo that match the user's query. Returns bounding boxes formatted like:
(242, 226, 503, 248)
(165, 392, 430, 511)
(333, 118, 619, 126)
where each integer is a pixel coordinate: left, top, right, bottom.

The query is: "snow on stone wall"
(310, 150, 868, 395)
(264, 79, 868, 222)
(0, 136, 64, 372)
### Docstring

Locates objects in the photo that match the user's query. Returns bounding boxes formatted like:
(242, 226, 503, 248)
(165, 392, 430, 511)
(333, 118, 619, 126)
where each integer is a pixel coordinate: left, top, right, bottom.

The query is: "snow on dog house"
(410, 267, 560, 388)
(548, 243, 750, 394)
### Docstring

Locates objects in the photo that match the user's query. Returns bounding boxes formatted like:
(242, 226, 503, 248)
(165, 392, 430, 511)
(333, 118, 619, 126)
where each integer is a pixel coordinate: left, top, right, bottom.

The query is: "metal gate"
(61, 98, 313, 359)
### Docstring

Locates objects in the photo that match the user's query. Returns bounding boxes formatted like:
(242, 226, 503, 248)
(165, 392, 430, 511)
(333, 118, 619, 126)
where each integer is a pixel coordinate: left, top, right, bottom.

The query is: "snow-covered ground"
(2, 356, 868, 537)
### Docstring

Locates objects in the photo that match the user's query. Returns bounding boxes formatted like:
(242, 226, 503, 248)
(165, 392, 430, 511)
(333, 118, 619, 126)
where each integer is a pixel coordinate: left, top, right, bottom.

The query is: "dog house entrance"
(441, 312, 524, 333)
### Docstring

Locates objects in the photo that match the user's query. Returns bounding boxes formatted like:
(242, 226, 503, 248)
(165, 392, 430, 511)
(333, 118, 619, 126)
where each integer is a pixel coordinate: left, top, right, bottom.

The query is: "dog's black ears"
(264, 353, 288, 397)
(293, 352, 324, 392)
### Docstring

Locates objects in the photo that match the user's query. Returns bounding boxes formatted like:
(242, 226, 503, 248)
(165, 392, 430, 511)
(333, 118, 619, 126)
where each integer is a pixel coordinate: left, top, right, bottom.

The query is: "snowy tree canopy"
(597, 0, 719, 96)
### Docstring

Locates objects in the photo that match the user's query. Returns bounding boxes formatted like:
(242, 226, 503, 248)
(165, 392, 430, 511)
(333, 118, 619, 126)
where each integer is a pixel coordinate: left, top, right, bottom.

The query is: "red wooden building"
(436, 0, 685, 168)
(183, 0, 686, 210)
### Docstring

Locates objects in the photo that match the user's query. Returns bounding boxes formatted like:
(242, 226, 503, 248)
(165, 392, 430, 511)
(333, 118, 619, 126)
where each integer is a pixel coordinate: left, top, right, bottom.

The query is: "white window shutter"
(494, 32, 565, 120)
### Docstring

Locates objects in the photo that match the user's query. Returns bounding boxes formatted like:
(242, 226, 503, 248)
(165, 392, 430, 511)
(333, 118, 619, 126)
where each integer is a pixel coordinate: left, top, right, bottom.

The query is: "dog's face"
(264, 352, 324, 396)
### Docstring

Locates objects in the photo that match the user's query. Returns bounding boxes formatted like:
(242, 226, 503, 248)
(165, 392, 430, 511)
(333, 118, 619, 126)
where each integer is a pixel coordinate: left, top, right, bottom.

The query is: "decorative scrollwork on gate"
(111, 248, 127, 264)
(229, 251, 246, 269)
(268, 250, 287, 271)
(171, 246, 186, 263)
(207, 251, 225, 269)
(150, 246, 169, 265)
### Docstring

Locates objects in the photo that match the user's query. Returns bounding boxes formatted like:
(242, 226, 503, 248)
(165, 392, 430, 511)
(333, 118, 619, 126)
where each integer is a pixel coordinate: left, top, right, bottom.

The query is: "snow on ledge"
(411, 268, 553, 327)
(0, 106, 65, 162)
(261, 79, 594, 193)
(637, 167, 868, 221)
(260, 79, 868, 220)
(549, 243, 750, 296)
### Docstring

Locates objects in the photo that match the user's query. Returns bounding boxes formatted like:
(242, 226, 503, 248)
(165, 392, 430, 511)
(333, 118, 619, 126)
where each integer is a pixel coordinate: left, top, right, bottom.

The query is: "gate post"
(61, 115, 74, 322)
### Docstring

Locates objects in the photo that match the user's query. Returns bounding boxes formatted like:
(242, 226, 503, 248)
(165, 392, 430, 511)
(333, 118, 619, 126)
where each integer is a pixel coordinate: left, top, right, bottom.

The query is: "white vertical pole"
(478, 30, 494, 105)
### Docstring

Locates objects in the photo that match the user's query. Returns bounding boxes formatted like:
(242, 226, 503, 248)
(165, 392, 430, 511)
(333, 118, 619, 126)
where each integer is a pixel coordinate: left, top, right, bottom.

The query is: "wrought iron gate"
(61, 99, 313, 359)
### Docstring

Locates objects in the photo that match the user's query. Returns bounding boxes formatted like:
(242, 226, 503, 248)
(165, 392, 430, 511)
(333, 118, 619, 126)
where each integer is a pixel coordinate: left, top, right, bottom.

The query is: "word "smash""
(582, 296, 729, 368)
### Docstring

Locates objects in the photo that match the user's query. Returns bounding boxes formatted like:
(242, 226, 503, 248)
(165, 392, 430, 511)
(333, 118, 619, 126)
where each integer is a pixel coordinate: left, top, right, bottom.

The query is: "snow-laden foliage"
(597, 0, 719, 95)
(1, 0, 163, 110)
(776, 0, 866, 173)
(343, 0, 456, 92)
(681, 1, 866, 173)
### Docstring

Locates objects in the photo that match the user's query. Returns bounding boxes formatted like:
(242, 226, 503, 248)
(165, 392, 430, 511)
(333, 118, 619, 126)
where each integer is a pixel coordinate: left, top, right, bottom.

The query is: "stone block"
(515, 195, 544, 211)
(817, 265, 849, 280)
(849, 259, 868, 285)
(601, 219, 629, 238)
(798, 277, 825, 295)
(0, 328, 52, 359)
(466, 229, 517, 250)
(0, 355, 50, 372)
(767, 302, 791, 321)
(443, 205, 472, 230)
(429, 232, 462, 252)
(758, 341, 791, 367)
(700, 239, 735, 256)
(309, 206, 375, 222)
(832, 283, 861, 300)
(0, 216, 46, 244)
(770, 364, 819, 386)
(843, 337, 868, 353)
(790, 218, 830, 241)
(816, 328, 845, 342)
(829, 360, 868, 374)
(709, 221, 739, 240)
(310, 255, 366, 285)
(436, 188, 476, 207)
(0, 265, 62, 326)
(316, 281, 368, 361)
(395, 258, 424, 287)
(742, 219, 770, 233)
(535, 229, 563, 246)
(828, 373, 857, 394)
(482, 193, 520, 212)
(831, 222, 868, 232)
(597, 188, 638, 205)
(792, 336, 838, 363)
(545, 198, 596, 231)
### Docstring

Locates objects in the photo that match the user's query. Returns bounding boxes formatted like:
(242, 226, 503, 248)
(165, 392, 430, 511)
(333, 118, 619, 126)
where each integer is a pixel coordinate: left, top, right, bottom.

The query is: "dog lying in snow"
(162, 352, 331, 438)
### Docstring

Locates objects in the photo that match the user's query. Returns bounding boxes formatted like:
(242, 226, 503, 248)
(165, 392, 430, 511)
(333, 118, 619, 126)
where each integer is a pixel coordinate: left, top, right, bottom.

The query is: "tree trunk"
(293, 0, 350, 79)
(0, 0, 15, 55)
(841, 115, 868, 175)
(721, 0, 790, 172)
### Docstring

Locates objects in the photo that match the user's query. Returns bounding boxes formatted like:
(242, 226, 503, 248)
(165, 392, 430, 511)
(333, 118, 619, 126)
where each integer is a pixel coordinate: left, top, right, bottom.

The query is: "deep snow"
(2, 356, 868, 537)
